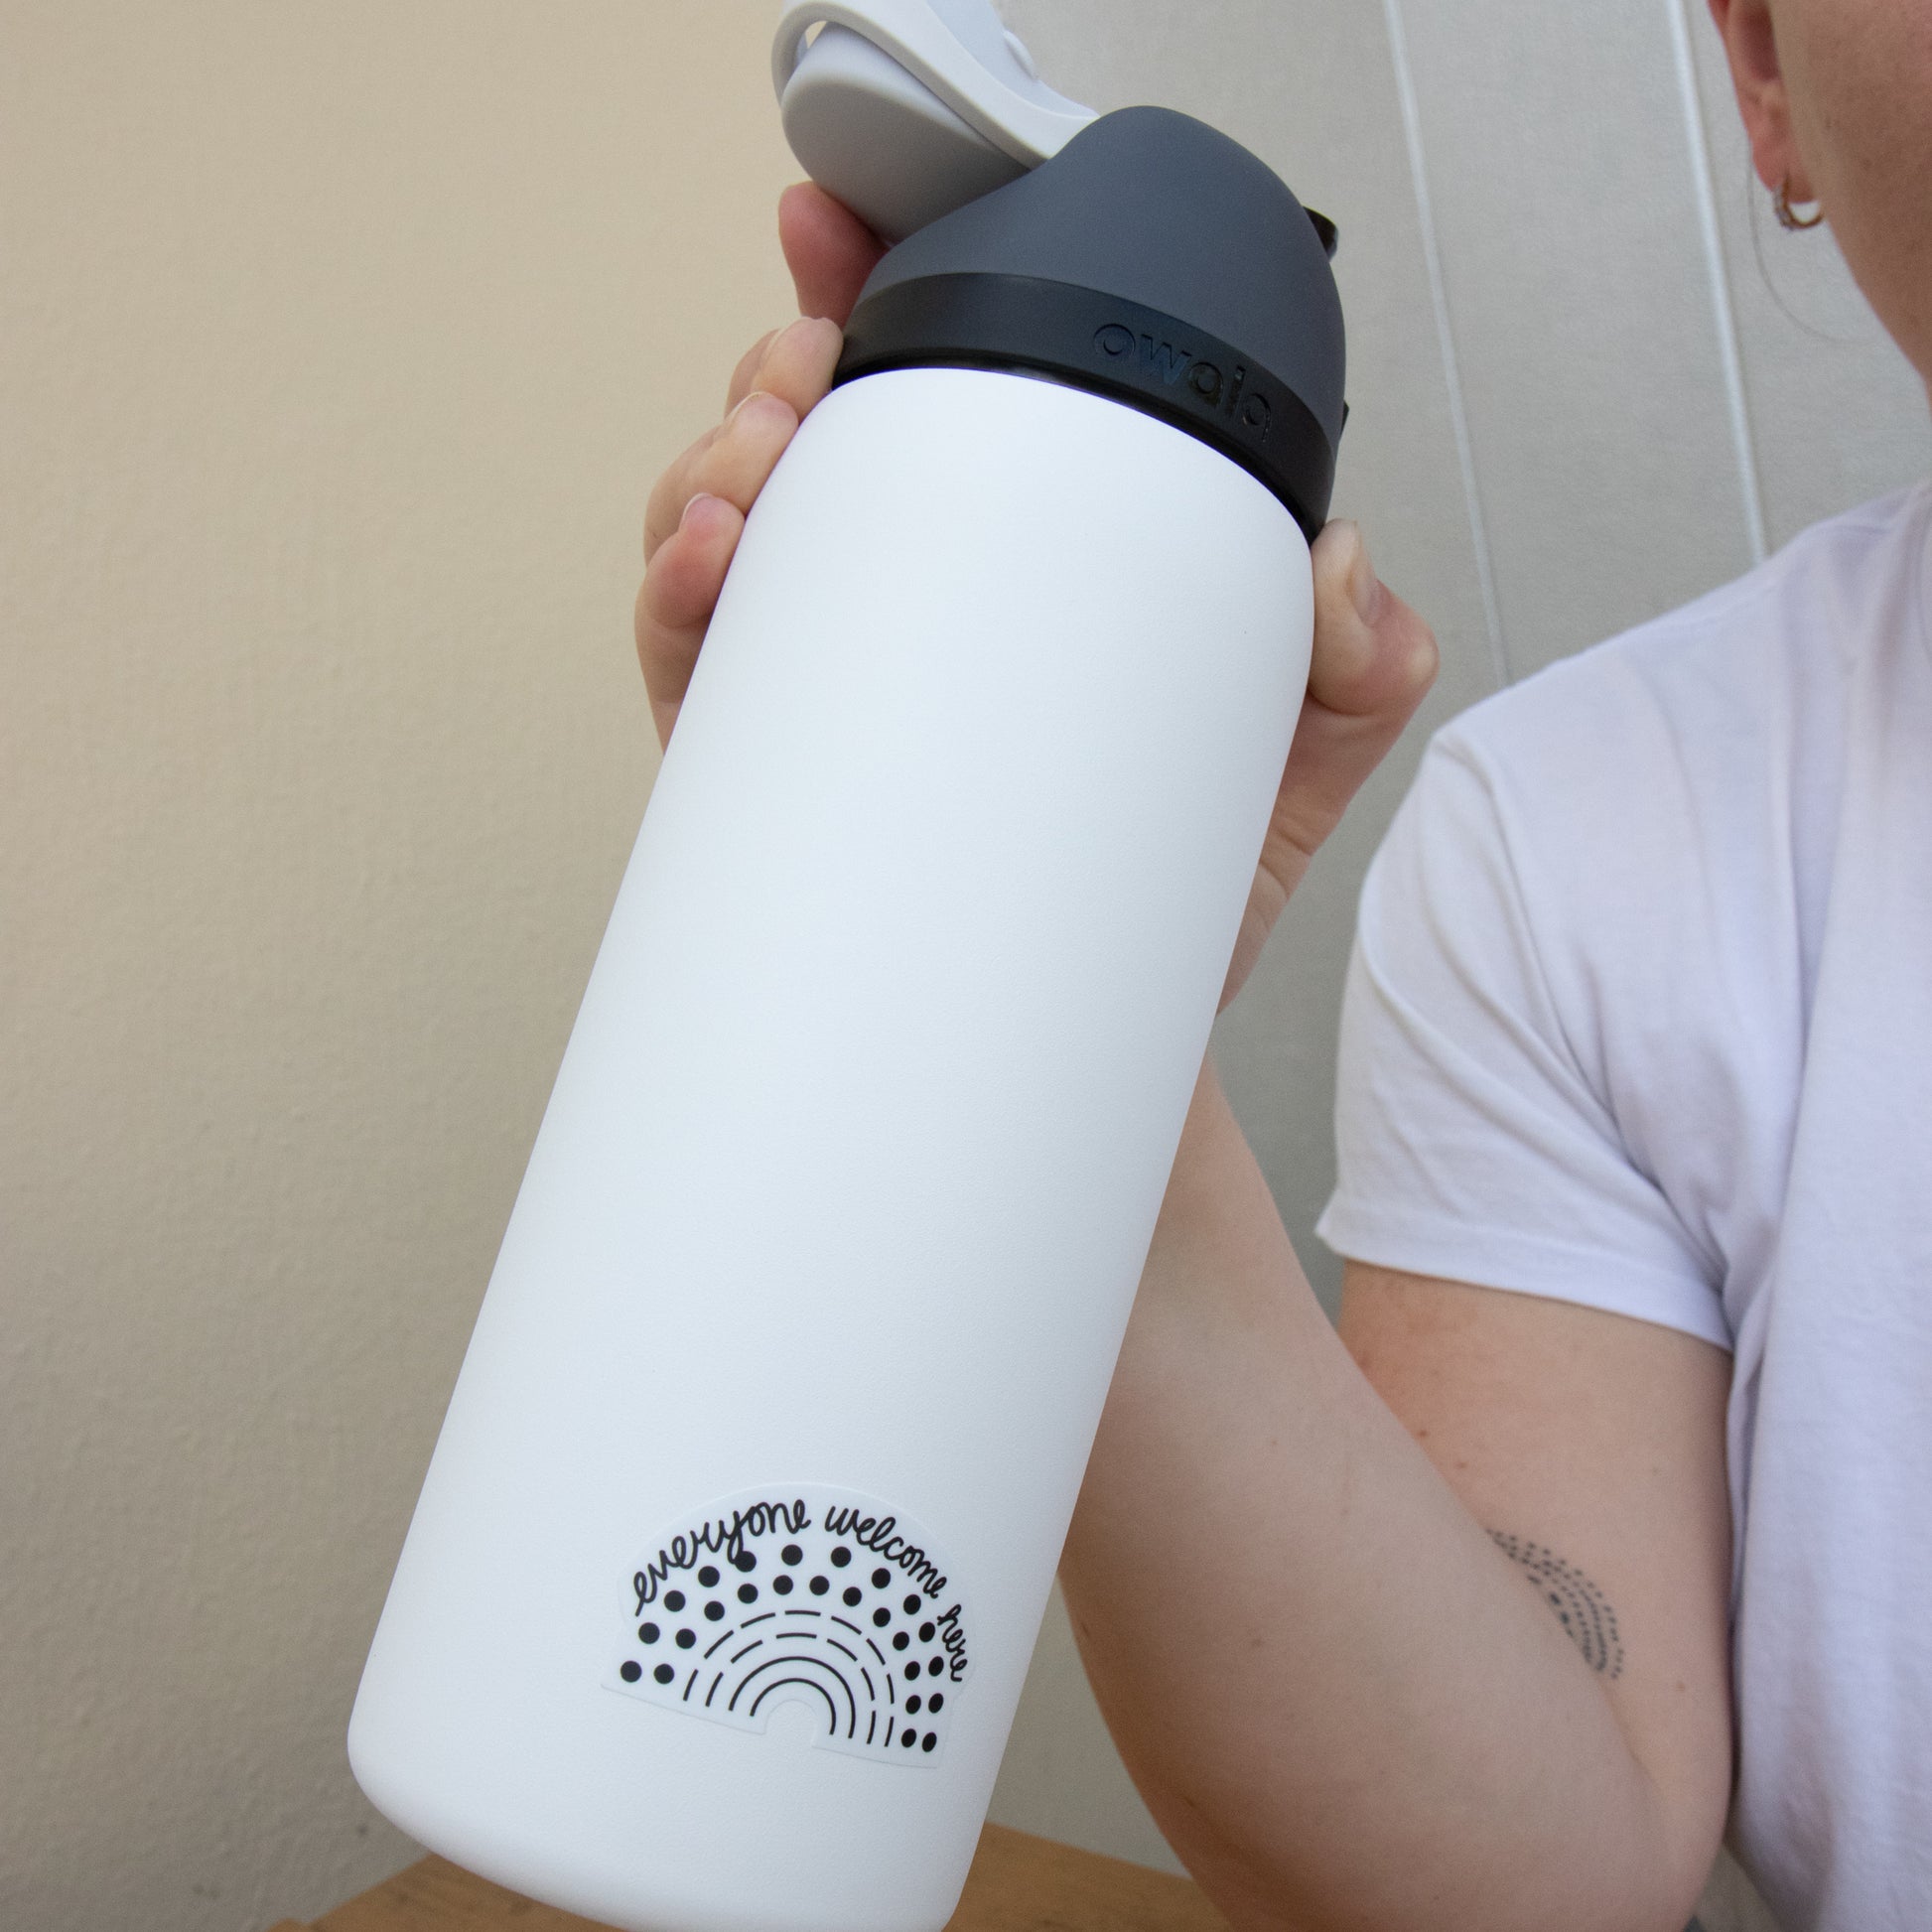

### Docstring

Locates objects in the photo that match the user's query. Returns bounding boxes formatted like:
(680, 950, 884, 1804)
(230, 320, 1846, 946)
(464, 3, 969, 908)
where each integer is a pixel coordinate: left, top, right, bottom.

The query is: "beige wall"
(5, 3, 1924, 1929)
(3, 5, 795, 1924)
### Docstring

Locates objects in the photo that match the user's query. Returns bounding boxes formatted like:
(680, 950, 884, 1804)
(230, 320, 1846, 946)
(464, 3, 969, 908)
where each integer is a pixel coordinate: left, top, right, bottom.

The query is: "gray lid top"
(855, 104, 1344, 444)
(838, 105, 1346, 530)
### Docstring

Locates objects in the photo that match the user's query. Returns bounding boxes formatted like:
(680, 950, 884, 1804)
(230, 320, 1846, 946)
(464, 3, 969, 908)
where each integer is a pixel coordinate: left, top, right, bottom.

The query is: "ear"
(1706, 0, 1814, 201)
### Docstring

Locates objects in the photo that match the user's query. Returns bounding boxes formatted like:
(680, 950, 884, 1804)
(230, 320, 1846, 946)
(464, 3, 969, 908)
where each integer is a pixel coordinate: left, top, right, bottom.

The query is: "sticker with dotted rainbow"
(606, 1484, 973, 1766)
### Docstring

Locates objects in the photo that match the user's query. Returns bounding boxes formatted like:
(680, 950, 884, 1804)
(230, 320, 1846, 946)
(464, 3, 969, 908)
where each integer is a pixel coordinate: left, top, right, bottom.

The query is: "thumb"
(1264, 520, 1440, 873)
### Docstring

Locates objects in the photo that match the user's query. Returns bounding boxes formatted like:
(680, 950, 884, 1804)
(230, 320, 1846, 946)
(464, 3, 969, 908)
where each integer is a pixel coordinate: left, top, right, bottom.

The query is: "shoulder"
(1327, 487, 1928, 1331)
(1431, 482, 1930, 823)
(1367, 483, 1930, 969)
(1356, 477, 1929, 1117)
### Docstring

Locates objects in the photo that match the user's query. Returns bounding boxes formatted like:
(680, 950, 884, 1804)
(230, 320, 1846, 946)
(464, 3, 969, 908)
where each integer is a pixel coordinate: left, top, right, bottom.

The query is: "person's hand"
(634, 184, 1439, 1008)
(1218, 516, 1437, 1004)
(635, 184, 886, 750)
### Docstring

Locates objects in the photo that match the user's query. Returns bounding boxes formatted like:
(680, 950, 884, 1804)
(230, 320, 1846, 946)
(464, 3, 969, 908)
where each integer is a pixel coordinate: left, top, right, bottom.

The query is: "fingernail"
(678, 491, 720, 532)
(726, 389, 790, 431)
(1340, 522, 1385, 624)
(756, 317, 818, 377)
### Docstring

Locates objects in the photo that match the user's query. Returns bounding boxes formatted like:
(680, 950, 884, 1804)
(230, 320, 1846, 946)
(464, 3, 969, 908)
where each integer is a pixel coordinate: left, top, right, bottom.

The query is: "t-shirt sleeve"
(1314, 731, 1732, 1350)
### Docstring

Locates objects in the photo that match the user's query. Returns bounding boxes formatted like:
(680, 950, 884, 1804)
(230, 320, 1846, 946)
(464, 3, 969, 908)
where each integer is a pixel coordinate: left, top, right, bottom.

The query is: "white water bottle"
(347, 25, 1346, 1932)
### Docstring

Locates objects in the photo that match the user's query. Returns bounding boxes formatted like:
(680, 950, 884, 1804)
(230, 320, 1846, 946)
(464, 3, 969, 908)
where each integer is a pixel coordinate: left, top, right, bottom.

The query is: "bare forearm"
(1060, 1059, 1706, 1932)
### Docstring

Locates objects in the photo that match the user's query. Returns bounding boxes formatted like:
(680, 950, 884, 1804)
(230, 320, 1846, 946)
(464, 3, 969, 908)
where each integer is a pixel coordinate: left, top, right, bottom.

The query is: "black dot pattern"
(611, 1487, 972, 1770)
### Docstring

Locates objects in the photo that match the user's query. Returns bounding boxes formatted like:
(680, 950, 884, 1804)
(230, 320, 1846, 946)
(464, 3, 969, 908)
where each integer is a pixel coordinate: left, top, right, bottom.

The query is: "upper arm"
(1322, 718, 1736, 1863)
(1338, 1259, 1734, 1873)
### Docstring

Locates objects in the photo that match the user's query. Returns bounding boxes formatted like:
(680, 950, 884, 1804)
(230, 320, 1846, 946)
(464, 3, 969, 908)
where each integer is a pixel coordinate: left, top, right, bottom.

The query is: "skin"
(635, 4, 1929, 1923)
(1711, 0, 1932, 393)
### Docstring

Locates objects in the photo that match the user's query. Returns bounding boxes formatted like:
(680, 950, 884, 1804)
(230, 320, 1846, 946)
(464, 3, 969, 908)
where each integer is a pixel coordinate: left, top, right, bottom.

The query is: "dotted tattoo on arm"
(1489, 1532, 1624, 1679)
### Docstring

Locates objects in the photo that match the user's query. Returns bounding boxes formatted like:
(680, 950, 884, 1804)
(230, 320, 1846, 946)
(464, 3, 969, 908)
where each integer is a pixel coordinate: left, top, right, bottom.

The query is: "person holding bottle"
(635, 1, 1931, 1925)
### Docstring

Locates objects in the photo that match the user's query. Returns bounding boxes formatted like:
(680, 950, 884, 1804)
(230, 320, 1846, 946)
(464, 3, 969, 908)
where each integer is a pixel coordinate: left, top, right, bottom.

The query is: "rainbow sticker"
(606, 1484, 972, 1767)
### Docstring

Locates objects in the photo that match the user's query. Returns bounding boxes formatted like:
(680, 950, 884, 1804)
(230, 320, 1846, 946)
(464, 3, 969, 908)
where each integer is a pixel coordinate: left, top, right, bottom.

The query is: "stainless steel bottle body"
(349, 365, 1312, 1931)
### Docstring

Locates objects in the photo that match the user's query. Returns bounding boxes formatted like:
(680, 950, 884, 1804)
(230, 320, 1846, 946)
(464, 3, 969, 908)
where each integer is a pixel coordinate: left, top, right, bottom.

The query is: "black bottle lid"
(834, 105, 1346, 542)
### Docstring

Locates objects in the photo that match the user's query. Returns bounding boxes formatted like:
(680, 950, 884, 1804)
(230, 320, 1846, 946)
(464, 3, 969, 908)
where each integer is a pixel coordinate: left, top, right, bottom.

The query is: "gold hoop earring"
(1773, 178, 1824, 230)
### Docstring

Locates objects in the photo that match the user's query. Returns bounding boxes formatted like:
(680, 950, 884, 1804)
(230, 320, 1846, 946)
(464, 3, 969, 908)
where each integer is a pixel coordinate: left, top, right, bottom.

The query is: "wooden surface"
(271, 1823, 1231, 1932)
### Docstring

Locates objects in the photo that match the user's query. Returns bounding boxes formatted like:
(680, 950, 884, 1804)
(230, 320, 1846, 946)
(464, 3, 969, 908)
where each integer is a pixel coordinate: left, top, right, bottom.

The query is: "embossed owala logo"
(607, 1485, 973, 1766)
(1092, 321, 1273, 438)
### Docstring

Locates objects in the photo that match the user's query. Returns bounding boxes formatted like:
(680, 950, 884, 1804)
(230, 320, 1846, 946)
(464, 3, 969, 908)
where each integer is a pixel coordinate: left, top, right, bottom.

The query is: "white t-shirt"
(1316, 482, 1932, 1932)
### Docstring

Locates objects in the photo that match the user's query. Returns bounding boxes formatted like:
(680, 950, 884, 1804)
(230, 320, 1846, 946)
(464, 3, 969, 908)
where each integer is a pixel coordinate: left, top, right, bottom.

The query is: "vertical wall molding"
(1668, 0, 1768, 564)
(1380, 0, 1510, 686)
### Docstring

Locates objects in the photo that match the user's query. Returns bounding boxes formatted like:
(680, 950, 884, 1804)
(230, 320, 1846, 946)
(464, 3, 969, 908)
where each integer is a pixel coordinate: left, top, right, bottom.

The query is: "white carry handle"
(772, 0, 1097, 240)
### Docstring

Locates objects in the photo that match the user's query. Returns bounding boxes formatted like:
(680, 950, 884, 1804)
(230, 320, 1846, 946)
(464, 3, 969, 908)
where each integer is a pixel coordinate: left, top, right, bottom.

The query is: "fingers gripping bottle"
(347, 26, 1346, 1932)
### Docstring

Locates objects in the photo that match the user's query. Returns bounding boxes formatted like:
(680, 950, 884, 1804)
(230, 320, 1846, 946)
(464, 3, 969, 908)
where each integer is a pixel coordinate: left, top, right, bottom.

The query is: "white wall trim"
(1380, 0, 1510, 686)
(1667, 0, 1768, 564)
